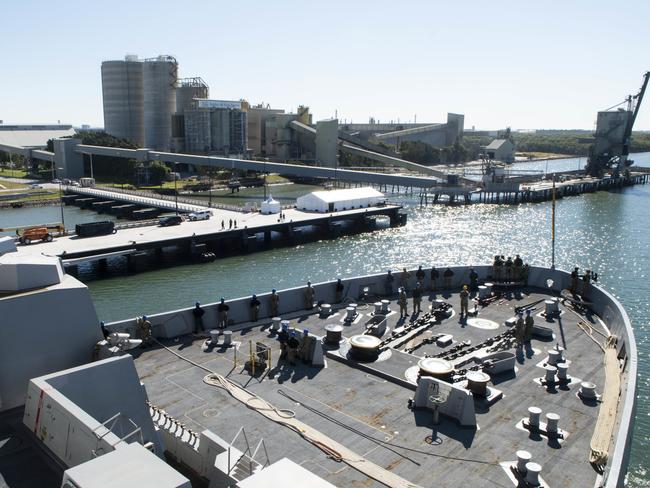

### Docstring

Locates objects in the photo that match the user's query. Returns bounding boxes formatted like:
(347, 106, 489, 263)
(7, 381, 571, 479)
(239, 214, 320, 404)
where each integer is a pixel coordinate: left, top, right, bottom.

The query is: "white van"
(188, 210, 212, 221)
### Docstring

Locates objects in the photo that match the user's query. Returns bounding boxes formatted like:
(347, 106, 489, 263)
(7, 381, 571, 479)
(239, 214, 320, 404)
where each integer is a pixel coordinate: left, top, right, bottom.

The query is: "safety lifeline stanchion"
(250, 340, 255, 376)
(233, 345, 237, 368)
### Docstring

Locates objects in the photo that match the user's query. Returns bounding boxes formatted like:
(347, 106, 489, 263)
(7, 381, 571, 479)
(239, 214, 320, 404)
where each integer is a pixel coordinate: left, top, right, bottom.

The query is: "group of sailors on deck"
(492, 255, 529, 283)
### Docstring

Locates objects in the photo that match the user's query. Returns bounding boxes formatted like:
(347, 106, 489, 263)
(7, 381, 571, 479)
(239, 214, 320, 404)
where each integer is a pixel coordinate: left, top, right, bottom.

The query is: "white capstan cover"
(0, 253, 63, 292)
(296, 187, 385, 213)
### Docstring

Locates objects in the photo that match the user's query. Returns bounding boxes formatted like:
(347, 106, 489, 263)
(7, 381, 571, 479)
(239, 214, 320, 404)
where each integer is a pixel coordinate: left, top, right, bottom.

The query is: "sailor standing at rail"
(401, 267, 411, 292)
(582, 270, 592, 297)
(385, 270, 395, 296)
(398, 287, 408, 318)
(513, 255, 523, 281)
(335, 278, 344, 303)
(505, 257, 513, 283)
(430, 266, 439, 292)
(305, 281, 315, 310)
(217, 298, 229, 330)
(459, 285, 470, 317)
(412, 282, 423, 315)
(469, 268, 479, 291)
(137, 315, 152, 348)
(250, 294, 261, 322)
(571, 267, 580, 293)
(493, 255, 502, 282)
(270, 289, 280, 316)
(443, 267, 454, 289)
(415, 265, 425, 287)
(192, 302, 205, 334)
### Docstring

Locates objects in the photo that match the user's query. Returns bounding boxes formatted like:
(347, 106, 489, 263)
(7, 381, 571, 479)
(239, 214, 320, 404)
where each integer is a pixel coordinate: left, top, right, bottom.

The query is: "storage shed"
(296, 187, 385, 213)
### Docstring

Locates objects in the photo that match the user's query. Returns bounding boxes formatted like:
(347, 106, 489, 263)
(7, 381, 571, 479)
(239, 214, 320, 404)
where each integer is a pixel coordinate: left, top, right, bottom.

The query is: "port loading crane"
(585, 71, 650, 177)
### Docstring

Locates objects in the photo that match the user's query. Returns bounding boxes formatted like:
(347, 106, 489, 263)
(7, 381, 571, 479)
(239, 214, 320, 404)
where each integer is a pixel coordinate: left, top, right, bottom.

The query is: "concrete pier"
(14, 203, 405, 272)
(420, 172, 649, 205)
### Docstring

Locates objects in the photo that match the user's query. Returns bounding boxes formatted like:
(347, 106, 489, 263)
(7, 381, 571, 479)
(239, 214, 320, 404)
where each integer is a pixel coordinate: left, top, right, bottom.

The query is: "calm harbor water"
(1, 153, 649, 485)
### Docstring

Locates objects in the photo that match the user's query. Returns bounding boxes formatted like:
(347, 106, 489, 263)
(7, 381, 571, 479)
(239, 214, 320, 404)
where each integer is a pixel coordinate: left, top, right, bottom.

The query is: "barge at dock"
(0, 241, 636, 487)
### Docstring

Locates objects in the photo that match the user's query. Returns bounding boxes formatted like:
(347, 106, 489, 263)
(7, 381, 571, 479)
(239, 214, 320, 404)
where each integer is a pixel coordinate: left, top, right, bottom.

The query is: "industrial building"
(339, 113, 464, 149)
(181, 99, 247, 156)
(484, 138, 516, 163)
(0, 124, 76, 149)
(246, 104, 285, 156)
(171, 78, 209, 152)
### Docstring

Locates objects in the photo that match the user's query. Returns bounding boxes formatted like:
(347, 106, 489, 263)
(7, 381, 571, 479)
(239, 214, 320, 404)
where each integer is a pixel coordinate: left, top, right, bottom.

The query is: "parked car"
(70, 181, 81, 187)
(188, 210, 212, 221)
(29, 184, 43, 189)
(51, 178, 61, 184)
(159, 215, 183, 227)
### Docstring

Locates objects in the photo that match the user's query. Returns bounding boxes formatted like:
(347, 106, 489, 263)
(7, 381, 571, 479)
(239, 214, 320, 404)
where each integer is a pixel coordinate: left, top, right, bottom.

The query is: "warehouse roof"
(0, 125, 76, 148)
(486, 139, 510, 150)
(306, 187, 384, 203)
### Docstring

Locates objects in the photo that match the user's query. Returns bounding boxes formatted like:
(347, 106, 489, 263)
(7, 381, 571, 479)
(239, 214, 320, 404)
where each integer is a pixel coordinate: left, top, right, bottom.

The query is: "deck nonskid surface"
(134, 287, 607, 487)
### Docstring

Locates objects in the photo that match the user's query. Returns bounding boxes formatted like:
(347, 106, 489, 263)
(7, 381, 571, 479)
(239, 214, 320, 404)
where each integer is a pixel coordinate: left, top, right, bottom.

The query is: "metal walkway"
(65, 186, 208, 213)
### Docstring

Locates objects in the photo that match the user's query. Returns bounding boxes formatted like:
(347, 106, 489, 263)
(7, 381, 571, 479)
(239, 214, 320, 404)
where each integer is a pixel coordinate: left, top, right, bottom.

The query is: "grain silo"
(143, 56, 178, 151)
(101, 55, 144, 146)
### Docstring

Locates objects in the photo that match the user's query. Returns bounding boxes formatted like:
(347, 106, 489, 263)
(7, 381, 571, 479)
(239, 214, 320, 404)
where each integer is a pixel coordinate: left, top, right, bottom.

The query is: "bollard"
(271, 317, 282, 331)
(545, 413, 560, 434)
(373, 302, 382, 314)
(525, 462, 542, 486)
(346, 307, 356, 320)
(547, 349, 560, 366)
(210, 329, 220, 344)
(223, 330, 232, 346)
(557, 362, 569, 382)
(528, 406, 542, 428)
(516, 450, 532, 473)
(478, 285, 489, 299)
(579, 381, 597, 399)
(545, 298, 559, 316)
(544, 365, 557, 385)
(381, 299, 390, 313)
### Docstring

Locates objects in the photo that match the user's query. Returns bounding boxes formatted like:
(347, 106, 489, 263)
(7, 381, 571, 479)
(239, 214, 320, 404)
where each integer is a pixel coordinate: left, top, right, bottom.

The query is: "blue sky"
(2, 0, 649, 130)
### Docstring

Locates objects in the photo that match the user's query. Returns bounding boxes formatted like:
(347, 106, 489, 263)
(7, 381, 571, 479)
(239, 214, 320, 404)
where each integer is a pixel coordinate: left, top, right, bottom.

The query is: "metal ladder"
(227, 426, 270, 481)
(90, 412, 146, 457)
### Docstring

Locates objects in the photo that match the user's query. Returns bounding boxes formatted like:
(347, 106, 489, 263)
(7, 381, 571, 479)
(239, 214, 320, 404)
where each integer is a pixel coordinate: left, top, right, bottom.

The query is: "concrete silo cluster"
(101, 55, 250, 156)
(101, 55, 178, 151)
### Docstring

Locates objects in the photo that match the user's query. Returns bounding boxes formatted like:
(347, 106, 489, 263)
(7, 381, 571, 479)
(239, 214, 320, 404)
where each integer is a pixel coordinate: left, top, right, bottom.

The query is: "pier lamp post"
(174, 163, 179, 216)
(57, 167, 66, 232)
(263, 160, 267, 200)
(208, 157, 213, 208)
